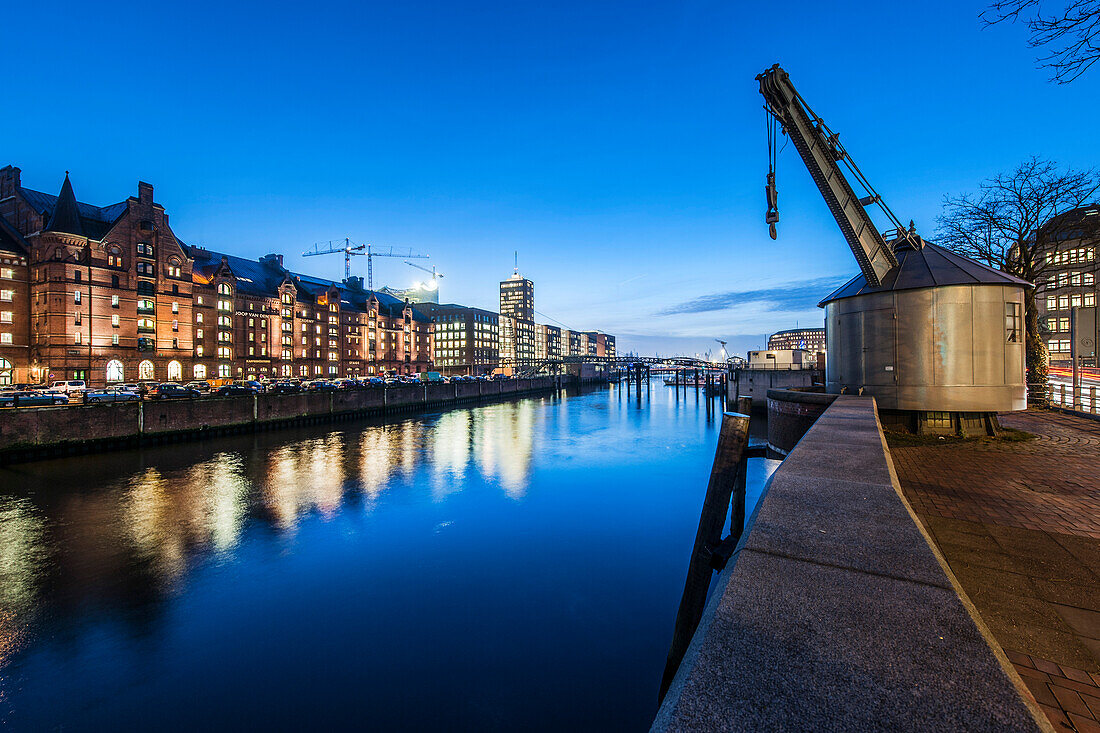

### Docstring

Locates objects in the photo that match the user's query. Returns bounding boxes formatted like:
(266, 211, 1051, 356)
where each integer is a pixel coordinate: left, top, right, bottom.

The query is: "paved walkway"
(890, 410, 1100, 733)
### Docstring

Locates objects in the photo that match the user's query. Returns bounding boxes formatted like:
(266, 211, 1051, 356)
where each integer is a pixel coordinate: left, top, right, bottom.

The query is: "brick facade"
(0, 166, 433, 386)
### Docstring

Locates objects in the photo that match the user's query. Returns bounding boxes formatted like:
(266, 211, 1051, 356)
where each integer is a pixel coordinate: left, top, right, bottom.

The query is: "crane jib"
(756, 65, 899, 287)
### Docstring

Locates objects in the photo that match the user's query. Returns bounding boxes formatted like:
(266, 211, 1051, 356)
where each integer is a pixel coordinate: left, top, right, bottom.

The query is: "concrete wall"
(0, 377, 558, 463)
(765, 389, 837, 456)
(654, 396, 1046, 732)
(728, 368, 820, 406)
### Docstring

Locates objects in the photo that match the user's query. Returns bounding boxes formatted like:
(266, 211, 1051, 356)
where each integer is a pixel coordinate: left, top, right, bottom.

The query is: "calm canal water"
(0, 384, 775, 731)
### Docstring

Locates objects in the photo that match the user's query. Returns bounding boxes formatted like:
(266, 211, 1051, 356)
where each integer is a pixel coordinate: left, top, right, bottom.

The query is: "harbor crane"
(758, 64, 901, 287)
(756, 63, 1028, 424)
(302, 238, 428, 290)
(714, 339, 729, 361)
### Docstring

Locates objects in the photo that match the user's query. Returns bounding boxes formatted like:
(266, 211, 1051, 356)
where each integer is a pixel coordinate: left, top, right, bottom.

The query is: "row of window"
(1046, 247, 1095, 265)
(1047, 293, 1097, 311)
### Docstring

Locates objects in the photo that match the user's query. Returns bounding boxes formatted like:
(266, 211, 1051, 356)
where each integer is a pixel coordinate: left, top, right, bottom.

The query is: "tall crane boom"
(757, 64, 900, 287)
(303, 238, 429, 289)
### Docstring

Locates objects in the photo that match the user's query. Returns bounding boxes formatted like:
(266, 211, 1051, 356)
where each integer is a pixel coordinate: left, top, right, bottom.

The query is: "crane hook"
(765, 171, 779, 240)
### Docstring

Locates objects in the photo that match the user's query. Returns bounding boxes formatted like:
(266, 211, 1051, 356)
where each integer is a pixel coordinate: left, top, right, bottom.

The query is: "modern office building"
(1034, 204, 1099, 363)
(414, 302, 499, 375)
(768, 327, 826, 355)
(499, 269, 535, 365)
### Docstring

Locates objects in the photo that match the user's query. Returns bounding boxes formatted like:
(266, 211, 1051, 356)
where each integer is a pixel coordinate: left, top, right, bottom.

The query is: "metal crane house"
(303, 238, 429, 290)
(757, 64, 1029, 435)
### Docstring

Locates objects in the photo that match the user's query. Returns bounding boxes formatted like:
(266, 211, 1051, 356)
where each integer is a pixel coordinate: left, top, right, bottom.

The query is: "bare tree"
(982, 0, 1100, 83)
(936, 156, 1100, 384)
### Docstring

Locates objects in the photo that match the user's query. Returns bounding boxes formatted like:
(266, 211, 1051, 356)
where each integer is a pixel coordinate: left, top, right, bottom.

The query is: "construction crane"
(714, 339, 729, 361)
(302, 238, 428, 289)
(757, 64, 902, 287)
(404, 261, 444, 282)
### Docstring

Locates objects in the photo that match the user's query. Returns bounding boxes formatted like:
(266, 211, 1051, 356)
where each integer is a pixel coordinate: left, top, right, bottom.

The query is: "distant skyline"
(4, 0, 1098, 358)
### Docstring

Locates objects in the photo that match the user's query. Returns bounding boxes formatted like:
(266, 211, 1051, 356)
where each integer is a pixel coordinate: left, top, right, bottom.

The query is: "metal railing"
(1047, 383, 1099, 414)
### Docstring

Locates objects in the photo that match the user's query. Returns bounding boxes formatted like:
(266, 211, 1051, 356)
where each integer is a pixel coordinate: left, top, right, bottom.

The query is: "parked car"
(0, 390, 70, 407)
(184, 380, 211, 393)
(237, 379, 265, 392)
(306, 380, 338, 392)
(50, 380, 87, 394)
(332, 378, 356, 390)
(211, 384, 258, 397)
(84, 386, 141, 403)
(146, 384, 201, 400)
(367, 377, 385, 387)
(270, 381, 302, 394)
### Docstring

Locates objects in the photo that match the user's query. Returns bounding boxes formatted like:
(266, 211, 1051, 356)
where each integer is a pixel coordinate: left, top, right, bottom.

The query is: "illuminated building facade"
(768, 327, 826, 356)
(0, 166, 433, 385)
(1034, 205, 1099, 362)
(499, 271, 535, 365)
(414, 302, 499, 375)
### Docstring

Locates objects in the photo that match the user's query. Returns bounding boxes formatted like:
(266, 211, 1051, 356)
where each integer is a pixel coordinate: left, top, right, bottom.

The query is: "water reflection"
(0, 386, 766, 731)
(0, 399, 545, 665)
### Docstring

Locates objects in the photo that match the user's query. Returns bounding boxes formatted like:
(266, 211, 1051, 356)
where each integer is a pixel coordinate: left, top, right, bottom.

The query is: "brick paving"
(889, 409, 1100, 732)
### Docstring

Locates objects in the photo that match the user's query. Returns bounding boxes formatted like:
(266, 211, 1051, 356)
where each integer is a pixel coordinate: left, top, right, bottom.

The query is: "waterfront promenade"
(890, 410, 1100, 732)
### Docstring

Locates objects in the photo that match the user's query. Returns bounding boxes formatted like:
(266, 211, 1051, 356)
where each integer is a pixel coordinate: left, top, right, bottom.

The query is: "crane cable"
(765, 106, 779, 239)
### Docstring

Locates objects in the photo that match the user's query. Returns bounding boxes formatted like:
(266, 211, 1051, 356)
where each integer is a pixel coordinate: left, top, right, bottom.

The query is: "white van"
(50, 380, 87, 394)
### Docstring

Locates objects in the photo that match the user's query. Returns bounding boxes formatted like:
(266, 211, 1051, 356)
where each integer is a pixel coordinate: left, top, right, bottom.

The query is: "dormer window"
(107, 245, 123, 268)
(140, 220, 155, 231)
(137, 242, 155, 258)
(218, 282, 232, 296)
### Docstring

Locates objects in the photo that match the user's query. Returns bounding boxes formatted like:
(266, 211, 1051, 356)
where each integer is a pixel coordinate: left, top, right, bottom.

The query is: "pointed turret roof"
(45, 172, 85, 236)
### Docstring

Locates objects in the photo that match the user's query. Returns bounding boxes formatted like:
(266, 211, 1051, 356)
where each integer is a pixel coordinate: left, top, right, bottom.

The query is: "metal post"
(1091, 386, 1096, 414)
(1072, 306, 1081, 410)
(659, 410, 751, 700)
(1060, 383, 1066, 406)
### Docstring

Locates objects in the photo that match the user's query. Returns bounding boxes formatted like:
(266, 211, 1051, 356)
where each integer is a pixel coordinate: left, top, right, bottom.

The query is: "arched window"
(106, 359, 124, 382)
(139, 360, 155, 381)
(167, 360, 182, 381)
(0, 357, 11, 385)
(194, 363, 207, 379)
(218, 282, 232, 296)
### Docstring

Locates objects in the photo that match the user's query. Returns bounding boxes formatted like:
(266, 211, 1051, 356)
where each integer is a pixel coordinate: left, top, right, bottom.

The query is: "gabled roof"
(819, 239, 1032, 306)
(0, 215, 30, 256)
(186, 245, 429, 322)
(19, 180, 128, 240)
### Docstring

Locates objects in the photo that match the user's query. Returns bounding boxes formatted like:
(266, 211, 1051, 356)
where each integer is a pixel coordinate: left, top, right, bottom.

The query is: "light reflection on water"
(0, 384, 775, 731)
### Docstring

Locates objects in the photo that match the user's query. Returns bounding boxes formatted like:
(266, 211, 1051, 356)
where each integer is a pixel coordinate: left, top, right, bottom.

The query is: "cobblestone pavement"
(889, 409, 1100, 732)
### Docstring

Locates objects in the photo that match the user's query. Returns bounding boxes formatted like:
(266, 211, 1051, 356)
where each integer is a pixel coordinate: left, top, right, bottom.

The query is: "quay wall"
(765, 388, 837, 456)
(728, 368, 820, 408)
(0, 377, 560, 465)
(654, 396, 1046, 732)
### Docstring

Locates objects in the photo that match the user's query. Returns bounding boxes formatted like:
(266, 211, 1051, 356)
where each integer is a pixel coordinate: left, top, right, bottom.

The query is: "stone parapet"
(653, 396, 1048, 732)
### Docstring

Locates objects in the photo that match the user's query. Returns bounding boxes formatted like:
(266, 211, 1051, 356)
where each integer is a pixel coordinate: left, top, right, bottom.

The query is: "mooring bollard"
(659, 408, 751, 701)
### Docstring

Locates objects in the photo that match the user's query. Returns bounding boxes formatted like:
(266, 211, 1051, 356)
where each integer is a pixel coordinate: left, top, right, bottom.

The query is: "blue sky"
(4, 0, 1098, 358)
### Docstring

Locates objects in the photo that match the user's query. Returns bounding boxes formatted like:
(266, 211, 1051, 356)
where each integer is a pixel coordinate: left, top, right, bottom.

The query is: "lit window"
(172, 301, 179, 313)
(112, 295, 120, 308)
(74, 291, 81, 304)
(0, 268, 12, 279)
(112, 314, 119, 327)
(0, 333, 11, 344)
(0, 311, 10, 323)
(112, 334, 119, 345)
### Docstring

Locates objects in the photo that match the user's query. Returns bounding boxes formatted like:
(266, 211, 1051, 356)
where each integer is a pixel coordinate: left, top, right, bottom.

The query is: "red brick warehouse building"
(0, 166, 434, 386)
